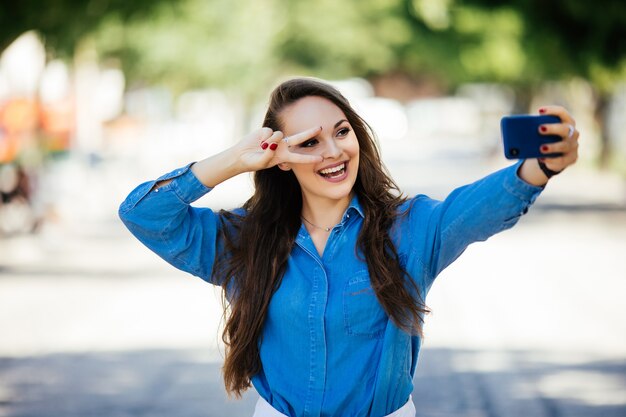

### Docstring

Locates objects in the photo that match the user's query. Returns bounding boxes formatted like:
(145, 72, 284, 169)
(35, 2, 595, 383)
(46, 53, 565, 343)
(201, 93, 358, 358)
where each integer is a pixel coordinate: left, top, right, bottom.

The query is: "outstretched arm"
(409, 106, 579, 285)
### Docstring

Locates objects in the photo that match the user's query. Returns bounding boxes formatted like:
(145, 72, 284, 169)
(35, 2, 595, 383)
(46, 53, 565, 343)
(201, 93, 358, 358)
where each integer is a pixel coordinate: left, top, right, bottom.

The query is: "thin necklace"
(301, 216, 332, 232)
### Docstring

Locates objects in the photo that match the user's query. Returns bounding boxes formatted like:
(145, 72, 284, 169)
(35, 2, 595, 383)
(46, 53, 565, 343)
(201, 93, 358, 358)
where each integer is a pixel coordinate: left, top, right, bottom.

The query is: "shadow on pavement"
(1, 348, 624, 417)
(533, 203, 626, 214)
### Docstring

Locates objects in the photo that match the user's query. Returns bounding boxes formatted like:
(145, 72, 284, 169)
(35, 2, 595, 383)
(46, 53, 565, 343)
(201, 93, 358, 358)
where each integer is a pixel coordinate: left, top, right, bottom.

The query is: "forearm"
(155, 148, 243, 189)
(191, 147, 245, 187)
(423, 161, 544, 277)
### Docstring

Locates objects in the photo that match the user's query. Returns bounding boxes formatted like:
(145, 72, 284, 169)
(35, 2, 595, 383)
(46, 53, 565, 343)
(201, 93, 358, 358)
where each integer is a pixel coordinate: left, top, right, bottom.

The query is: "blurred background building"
(0, 1, 624, 416)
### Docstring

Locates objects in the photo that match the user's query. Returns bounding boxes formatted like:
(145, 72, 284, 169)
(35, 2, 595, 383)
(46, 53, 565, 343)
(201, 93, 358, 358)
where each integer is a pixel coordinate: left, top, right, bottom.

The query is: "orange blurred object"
(0, 98, 40, 134)
(40, 97, 74, 152)
(0, 99, 40, 163)
(0, 97, 74, 162)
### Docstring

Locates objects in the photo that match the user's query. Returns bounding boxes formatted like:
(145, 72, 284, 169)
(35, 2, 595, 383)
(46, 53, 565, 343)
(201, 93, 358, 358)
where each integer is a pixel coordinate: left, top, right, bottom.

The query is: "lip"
(317, 160, 349, 183)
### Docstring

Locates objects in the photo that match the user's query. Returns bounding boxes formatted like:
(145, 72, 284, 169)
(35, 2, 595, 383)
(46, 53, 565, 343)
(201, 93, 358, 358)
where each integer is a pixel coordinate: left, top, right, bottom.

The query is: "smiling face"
(278, 96, 360, 206)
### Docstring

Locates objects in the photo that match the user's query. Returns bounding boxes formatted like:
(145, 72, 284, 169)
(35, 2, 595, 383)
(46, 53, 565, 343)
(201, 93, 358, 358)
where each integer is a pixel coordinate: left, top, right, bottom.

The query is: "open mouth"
(317, 161, 347, 179)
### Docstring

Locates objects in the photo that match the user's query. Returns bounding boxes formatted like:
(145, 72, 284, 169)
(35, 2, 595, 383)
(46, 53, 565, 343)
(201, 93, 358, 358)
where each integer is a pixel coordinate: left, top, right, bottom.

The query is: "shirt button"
(347, 214, 350, 218)
(154, 188, 159, 193)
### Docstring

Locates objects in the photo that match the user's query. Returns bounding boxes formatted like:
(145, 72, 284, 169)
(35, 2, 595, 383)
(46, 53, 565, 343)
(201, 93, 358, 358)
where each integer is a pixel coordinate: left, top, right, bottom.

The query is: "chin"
(318, 180, 356, 201)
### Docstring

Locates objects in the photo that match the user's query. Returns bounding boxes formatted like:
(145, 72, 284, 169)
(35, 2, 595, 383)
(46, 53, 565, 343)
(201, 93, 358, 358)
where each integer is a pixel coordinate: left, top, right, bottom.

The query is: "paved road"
(1, 150, 625, 416)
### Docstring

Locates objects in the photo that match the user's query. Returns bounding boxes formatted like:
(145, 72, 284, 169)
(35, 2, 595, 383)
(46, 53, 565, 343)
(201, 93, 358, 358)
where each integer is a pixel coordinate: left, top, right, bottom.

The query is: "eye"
(337, 127, 351, 137)
(300, 139, 318, 148)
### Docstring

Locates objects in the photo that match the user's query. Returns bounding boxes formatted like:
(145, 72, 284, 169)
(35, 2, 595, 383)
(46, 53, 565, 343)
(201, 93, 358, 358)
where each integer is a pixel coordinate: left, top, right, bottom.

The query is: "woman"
(119, 78, 579, 417)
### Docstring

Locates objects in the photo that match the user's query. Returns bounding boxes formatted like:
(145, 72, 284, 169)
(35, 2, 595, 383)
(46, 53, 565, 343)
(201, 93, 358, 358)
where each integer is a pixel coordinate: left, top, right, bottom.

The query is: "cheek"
(346, 136, 360, 157)
(291, 163, 317, 181)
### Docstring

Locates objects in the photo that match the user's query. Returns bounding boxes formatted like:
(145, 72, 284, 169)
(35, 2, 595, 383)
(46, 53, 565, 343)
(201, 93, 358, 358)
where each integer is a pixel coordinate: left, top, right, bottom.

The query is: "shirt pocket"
(343, 271, 388, 338)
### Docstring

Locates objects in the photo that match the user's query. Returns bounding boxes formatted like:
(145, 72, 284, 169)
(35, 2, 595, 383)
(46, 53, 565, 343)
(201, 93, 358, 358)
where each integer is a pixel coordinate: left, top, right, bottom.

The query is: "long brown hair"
(214, 77, 429, 397)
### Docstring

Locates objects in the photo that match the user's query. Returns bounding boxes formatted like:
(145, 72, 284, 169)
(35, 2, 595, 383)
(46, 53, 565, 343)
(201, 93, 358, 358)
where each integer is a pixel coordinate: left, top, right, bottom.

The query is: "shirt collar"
(342, 194, 364, 223)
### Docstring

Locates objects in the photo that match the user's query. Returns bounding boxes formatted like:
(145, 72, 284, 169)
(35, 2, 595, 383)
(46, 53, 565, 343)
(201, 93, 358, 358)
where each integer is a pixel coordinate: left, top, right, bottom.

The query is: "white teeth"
(319, 163, 345, 175)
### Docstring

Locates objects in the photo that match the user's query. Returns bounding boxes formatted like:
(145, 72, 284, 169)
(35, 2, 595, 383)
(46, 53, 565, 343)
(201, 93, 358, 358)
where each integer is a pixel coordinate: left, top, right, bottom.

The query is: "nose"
(321, 137, 342, 160)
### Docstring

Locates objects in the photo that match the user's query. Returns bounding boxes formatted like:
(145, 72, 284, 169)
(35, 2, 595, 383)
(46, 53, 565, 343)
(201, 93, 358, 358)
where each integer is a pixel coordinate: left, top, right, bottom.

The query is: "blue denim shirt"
(119, 161, 543, 417)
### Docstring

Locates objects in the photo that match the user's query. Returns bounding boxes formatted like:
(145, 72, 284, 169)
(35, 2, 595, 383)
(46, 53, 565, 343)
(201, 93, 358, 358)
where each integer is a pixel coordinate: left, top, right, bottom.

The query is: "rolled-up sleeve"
(408, 161, 543, 285)
(118, 163, 222, 283)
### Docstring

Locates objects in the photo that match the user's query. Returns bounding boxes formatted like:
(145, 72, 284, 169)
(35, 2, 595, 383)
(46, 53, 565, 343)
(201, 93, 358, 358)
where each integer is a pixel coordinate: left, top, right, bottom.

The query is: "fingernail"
(540, 126, 547, 132)
(261, 142, 268, 150)
(539, 108, 546, 114)
(269, 143, 278, 151)
(541, 145, 549, 152)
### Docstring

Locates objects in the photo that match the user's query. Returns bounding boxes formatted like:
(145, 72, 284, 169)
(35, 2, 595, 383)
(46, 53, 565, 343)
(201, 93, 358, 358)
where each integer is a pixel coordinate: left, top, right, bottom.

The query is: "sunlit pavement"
(1, 149, 625, 416)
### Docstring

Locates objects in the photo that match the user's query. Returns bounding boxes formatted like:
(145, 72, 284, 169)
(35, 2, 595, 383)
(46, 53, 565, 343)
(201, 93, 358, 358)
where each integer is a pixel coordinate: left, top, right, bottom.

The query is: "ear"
(278, 162, 291, 171)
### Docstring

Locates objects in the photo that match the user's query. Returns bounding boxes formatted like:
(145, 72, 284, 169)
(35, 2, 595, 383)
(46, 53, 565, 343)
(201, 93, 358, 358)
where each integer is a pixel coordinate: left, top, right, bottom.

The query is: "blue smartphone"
(501, 115, 562, 159)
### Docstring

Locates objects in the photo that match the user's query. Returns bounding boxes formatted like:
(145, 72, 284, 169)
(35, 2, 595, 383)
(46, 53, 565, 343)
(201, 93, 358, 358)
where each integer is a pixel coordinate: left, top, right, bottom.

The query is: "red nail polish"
(269, 143, 278, 151)
(540, 126, 547, 132)
(541, 145, 549, 152)
(539, 108, 546, 114)
(261, 142, 268, 150)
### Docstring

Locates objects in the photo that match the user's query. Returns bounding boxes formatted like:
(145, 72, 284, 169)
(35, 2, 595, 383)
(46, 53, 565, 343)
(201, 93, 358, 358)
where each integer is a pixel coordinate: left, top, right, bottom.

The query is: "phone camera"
(510, 148, 519, 157)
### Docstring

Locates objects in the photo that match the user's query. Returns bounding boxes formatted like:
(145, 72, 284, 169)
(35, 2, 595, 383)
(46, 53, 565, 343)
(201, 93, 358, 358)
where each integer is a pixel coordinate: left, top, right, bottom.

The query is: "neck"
(301, 193, 352, 230)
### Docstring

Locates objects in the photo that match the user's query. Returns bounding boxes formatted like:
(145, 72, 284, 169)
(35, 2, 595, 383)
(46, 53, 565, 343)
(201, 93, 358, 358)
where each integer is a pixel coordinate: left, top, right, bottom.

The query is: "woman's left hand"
(537, 105, 580, 174)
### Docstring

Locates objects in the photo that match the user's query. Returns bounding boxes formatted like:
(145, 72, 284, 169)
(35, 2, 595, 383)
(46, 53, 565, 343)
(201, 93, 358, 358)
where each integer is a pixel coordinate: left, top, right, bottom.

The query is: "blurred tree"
(4, 0, 623, 166)
(396, 0, 626, 90)
(458, 0, 626, 87)
(3, 0, 624, 93)
(90, 0, 418, 98)
(92, 0, 283, 96)
(451, 0, 626, 166)
(0, 0, 172, 55)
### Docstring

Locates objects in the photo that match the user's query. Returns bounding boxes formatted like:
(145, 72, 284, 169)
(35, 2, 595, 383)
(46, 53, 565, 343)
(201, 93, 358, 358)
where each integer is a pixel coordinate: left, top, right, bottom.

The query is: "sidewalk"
(2, 348, 624, 417)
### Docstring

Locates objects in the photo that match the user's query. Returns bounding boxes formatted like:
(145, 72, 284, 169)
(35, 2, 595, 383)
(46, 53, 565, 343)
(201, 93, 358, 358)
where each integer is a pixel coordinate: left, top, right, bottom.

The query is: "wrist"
(517, 159, 549, 187)
(221, 146, 248, 177)
(536, 159, 562, 179)
(191, 148, 246, 188)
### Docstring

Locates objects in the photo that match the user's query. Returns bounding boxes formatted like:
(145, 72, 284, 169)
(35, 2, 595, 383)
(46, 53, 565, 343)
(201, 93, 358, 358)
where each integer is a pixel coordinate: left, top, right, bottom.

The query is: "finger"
(539, 139, 577, 156)
(538, 106, 575, 127)
(258, 127, 274, 144)
(540, 136, 579, 161)
(281, 152, 324, 165)
(263, 130, 284, 151)
(283, 125, 322, 147)
(539, 122, 578, 140)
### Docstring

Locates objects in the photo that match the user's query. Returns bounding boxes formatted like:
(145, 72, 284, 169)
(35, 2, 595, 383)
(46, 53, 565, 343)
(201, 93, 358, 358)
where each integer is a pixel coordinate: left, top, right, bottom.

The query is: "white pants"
(253, 395, 416, 417)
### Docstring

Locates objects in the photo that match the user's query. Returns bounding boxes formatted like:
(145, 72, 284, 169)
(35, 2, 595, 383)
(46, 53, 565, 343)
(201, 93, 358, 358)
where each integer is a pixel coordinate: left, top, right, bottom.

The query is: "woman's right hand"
(190, 126, 324, 188)
(234, 126, 324, 172)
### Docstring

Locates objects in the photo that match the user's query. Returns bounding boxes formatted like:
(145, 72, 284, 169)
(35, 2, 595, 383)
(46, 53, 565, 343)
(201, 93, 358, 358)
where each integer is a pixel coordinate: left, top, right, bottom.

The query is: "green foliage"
(0, 0, 170, 55)
(274, 0, 410, 77)
(93, 0, 283, 95)
(457, 0, 626, 92)
(2, 0, 624, 94)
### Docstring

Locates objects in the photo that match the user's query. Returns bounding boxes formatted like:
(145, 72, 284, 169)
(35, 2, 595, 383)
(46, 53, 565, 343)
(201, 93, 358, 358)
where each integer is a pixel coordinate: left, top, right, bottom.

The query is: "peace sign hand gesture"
(189, 126, 324, 188)
(235, 126, 323, 172)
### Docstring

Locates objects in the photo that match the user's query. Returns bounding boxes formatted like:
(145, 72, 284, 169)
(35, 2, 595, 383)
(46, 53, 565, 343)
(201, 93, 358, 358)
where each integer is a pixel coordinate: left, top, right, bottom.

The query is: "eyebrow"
(334, 119, 348, 129)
